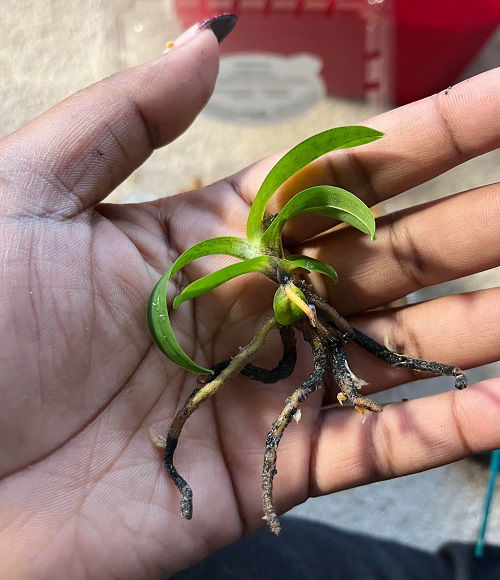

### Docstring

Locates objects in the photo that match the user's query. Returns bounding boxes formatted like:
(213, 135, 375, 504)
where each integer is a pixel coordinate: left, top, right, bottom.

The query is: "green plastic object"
(474, 450, 500, 558)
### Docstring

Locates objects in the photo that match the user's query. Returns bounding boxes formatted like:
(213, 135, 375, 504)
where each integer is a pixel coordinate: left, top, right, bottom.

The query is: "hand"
(0, 18, 498, 576)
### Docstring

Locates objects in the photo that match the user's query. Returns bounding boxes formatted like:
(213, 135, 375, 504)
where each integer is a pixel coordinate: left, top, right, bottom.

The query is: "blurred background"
(1, 0, 499, 558)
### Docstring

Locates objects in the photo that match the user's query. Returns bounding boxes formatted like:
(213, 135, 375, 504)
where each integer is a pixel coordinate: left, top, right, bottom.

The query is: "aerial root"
(262, 324, 327, 535)
(283, 283, 317, 327)
(161, 316, 277, 520)
(329, 338, 383, 413)
(159, 292, 467, 534)
(301, 284, 352, 337)
(351, 327, 468, 390)
(202, 325, 297, 385)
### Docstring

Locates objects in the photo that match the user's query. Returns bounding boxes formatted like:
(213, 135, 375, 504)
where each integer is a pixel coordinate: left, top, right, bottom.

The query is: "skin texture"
(0, 26, 499, 578)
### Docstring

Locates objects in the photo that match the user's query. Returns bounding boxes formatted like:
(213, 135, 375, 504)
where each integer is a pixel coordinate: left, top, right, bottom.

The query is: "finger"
(229, 67, 500, 244)
(0, 18, 232, 216)
(344, 287, 500, 395)
(300, 182, 500, 314)
(309, 378, 500, 497)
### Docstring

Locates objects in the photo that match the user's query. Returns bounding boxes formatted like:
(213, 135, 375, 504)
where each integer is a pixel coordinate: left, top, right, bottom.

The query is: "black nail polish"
(200, 13, 238, 44)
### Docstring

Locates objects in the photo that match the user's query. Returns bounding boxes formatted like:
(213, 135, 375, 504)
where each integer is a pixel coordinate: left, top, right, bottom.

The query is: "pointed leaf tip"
(147, 237, 260, 374)
(246, 126, 383, 244)
(262, 186, 376, 254)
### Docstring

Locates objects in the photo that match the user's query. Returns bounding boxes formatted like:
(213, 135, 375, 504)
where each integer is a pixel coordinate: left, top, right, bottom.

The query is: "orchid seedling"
(147, 126, 468, 535)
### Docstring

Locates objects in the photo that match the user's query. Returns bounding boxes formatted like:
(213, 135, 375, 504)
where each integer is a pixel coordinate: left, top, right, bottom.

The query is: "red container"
(394, 0, 499, 104)
(175, 0, 393, 105)
(175, 1, 499, 105)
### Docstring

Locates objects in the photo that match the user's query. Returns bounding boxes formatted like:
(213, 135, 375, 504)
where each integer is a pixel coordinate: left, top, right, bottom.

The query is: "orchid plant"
(147, 126, 467, 534)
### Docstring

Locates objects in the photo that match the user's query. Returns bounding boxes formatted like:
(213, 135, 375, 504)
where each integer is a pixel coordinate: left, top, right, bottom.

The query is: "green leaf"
(147, 237, 259, 374)
(246, 126, 384, 244)
(173, 256, 275, 308)
(261, 186, 376, 254)
(283, 255, 338, 283)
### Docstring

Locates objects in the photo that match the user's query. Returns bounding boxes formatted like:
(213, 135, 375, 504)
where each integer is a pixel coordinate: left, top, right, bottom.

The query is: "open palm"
(0, 29, 499, 579)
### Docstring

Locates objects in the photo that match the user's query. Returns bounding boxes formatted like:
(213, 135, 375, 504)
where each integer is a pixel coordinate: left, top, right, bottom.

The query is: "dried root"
(155, 288, 468, 534)
(203, 325, 297, 384)
(262, 324, 327, 534)
(351, 327, 468, 389)
(329, 338, 383, 414)
(163, 316, 277, 519)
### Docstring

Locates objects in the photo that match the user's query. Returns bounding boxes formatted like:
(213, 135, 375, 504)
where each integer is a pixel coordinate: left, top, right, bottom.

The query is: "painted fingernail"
(200, 13, 238, 44)
(163, 14, 238, 54)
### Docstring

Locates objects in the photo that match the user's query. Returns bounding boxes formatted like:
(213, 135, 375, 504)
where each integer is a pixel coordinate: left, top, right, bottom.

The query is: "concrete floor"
(1, 0, 499, 559)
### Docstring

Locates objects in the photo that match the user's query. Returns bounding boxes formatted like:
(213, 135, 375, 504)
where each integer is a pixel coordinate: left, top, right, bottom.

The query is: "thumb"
(0, 14, 237, 217)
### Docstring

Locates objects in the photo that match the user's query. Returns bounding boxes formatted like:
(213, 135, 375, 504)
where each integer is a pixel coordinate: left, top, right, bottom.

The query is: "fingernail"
(200, 13, 238, 44)
(163, 13, 237, 53)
